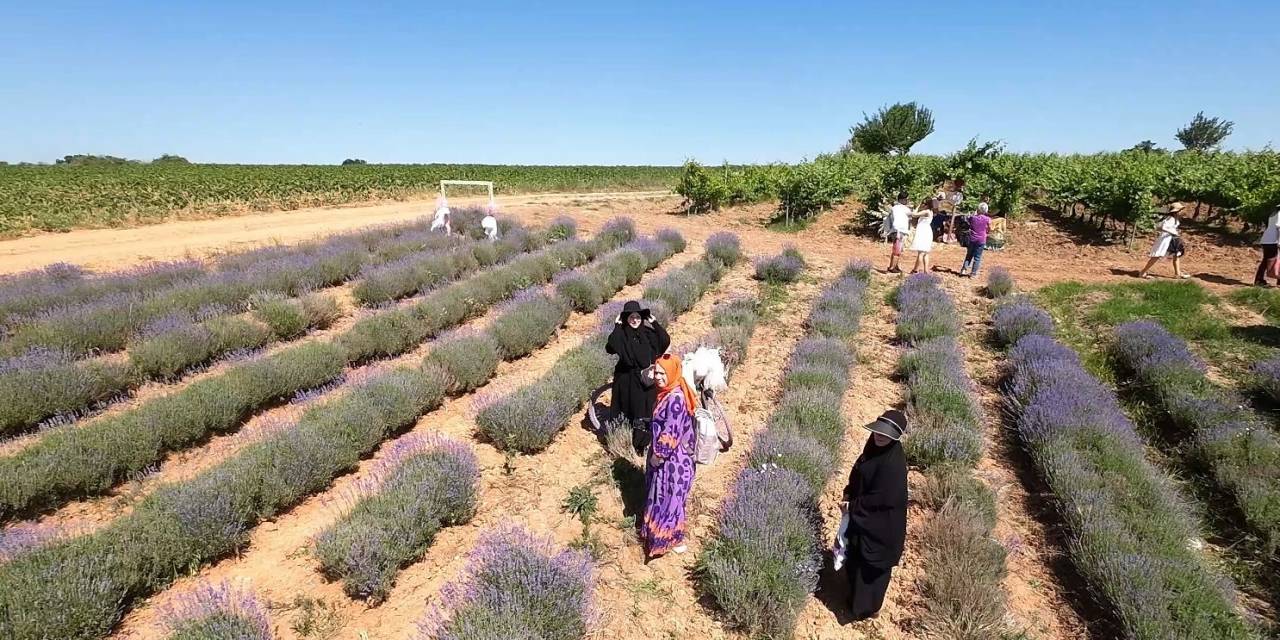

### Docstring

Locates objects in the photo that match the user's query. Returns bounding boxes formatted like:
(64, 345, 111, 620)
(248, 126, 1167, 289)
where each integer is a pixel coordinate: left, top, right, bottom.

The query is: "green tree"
(1130, 140, 1165, 154)
(1176, 112, 1234, 152)
(341, 158, 368, 165)
(151, 154, 189, 164)
(847, 102, 935, 155)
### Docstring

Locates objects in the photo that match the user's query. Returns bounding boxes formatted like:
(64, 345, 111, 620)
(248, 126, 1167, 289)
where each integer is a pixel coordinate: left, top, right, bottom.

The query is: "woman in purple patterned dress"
(641, 353, 697, 559)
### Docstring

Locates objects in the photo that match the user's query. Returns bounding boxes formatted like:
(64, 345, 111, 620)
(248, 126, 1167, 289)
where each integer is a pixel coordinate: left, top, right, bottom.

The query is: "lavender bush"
(699, 468, 821, 639)
(1005, 330, 1253, 639)
(986, 266, 1014, 298)
(991, 298, 1053, 346)
(704, 231, 743, 268)
(488, 289, 572, 360)
(597, 216, 636, 247)
(644, 259, 722, 316)
(427, 329, 502, 394)
(898, 337, 983, 468)
(547, 215, 578, 240)
(655, 227, 687, 253)
(894, 273, 959, 342)
(1113, 321, 1280, 554)
(314, 436, 478, 602)
(416, 526, 596, 640)
(701, 266, 869, 638)
(0, 349, 135, 437)
(161, 582, 272, 640)
(1252, 355, 1280, 404)
(752, 246, 806, 284)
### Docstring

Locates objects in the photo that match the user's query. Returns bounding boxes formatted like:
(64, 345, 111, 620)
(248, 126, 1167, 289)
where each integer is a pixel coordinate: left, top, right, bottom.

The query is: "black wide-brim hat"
(864, 409, 907, 441)
(621, 300, 649, 317)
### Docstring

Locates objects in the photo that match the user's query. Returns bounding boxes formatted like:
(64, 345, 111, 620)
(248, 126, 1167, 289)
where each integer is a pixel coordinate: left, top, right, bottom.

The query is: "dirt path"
(0, 190, 669, 274)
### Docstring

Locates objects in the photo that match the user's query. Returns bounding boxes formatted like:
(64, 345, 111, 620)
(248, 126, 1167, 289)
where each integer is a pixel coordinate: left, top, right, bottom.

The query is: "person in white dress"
(1138, 203, 1189, 279)
(481, 212, 499, 240)
(430, 199, 451, 235)
(909, 198, 937, 274)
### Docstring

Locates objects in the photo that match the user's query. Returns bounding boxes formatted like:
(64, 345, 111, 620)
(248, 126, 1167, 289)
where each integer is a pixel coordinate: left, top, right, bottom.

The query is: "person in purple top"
(959, 195, 992, 278)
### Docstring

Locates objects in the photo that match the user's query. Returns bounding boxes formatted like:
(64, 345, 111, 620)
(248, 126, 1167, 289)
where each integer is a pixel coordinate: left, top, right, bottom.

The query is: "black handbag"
(1169, 236, 1186, 257)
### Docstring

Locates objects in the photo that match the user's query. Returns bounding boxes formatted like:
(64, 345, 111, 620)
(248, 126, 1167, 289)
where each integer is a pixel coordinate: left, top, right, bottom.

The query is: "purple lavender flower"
(1252, 356, 1280, 404)
(416, 525, 596, 640)
(160, 581, 273, 640)
(0, 521, 68, 564)
(705, 232, 743, 268)
(992, 299, 1054, 346)
(986, 267, 1014, 297)
(752, 248, 806, 284)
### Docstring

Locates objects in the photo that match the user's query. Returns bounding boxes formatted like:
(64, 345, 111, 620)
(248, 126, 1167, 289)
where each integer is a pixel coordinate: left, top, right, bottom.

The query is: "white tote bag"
(832, 506, 851, 571)
(694, 408, 720, 465)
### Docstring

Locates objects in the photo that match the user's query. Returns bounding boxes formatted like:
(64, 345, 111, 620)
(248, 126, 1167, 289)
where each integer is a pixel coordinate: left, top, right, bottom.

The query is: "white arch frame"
(439, 180, 495, 206)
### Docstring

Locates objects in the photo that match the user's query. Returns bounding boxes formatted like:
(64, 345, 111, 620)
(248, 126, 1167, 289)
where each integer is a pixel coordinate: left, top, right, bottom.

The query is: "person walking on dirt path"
(1254, 205, 1280, 287)
(641, 353, 697, 560)
(1138, 203, 1190, 280)
(909, 198, 937, 274)
(606, 300, 670, 449)
(840, 409, 908, 622)
(959, 196, 992, 278)
(886, 192, 912, 274)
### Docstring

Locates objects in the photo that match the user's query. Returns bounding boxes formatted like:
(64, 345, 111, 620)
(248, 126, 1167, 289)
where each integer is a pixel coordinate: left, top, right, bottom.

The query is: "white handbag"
(694, 408, 720, 465)
(832, 506, 851, 571)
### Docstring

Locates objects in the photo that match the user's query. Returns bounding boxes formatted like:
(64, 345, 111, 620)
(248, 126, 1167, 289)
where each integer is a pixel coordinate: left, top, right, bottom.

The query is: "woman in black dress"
(841, 409, 908, 621)
(606, 301, 671, 445)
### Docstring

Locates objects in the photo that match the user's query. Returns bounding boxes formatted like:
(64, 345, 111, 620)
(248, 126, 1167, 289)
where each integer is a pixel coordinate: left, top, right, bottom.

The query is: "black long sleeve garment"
(842, 437, 908, 569)
(605, 321, 670, 422)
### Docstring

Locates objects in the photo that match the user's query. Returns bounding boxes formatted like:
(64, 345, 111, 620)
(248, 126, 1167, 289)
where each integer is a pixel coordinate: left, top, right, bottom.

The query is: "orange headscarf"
(655, 353, 697, 415)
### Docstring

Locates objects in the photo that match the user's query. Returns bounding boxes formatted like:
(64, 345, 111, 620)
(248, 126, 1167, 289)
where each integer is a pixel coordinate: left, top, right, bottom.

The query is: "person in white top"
(885, 192, 913, 274)
(430, 198, 451, 235)
(481, 211, 499, 240)
(909, 197, 938, 274)
(1254, 205, 1280, 286)
(1138, 203, 1190, 279)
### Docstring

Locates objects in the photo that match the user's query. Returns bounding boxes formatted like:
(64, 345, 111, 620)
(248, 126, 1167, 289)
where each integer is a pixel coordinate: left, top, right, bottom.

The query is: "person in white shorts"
(885, 192, 912, 274)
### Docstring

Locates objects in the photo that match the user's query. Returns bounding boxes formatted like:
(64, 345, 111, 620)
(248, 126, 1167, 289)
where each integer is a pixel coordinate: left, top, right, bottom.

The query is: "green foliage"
(1176, 111, 1234, 152)
(847, 102, 935, 155)
(341, 158, 367, 165)
(151, 154, 189, 164)
(0, 163, 680, 235)
(776, 159, 852, 220)
(674, 160, 729, 213)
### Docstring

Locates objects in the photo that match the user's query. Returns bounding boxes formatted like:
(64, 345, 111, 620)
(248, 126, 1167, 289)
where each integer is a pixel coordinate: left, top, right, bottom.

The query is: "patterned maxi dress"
(641, 392, 696, 557)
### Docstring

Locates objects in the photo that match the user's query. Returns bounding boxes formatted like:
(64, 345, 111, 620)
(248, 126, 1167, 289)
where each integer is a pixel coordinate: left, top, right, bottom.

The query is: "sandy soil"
(4, 192, 1273, 640)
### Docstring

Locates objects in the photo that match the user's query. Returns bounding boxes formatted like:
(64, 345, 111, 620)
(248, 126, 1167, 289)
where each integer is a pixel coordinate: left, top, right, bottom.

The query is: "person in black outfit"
(840, 409, 908, 622)
(606, 300, 671, 449)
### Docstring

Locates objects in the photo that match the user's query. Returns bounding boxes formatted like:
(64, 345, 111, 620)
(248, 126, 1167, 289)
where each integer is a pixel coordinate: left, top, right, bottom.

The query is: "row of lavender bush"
(995, 297, 1255, 639)
(894, 273, 1009, 638)
(699, 261, 871, 639)
(0, 292, 342, 438)
(0, 219, 485, 358)
(414, 525, 596, 640)
(0, 213, 469, 329)
(310, 232, 684, 600)
(0, 209, 535, 335)
(475, 233, 741, 455)
(1112, 321, 1280, 555)
(0, 226, 667, 640)
(0, 222, 615, 521)
(0, 218, 552, 437)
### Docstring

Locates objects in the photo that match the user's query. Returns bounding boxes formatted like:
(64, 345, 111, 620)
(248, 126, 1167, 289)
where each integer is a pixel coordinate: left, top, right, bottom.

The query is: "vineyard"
(0, 163, 681, 235)
(0, 182, 1279, 640)
(677, 148, 1280, 239)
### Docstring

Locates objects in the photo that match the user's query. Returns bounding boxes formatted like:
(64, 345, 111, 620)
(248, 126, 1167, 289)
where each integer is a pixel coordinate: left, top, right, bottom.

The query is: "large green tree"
(1176, 112, 1233, 152)
(847, 102, 935, 155)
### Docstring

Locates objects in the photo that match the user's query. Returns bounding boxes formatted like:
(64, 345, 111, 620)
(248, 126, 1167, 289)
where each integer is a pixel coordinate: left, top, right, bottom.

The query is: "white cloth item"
(1150, 216, 1179, 257)
(694, 408, 721, 465)
(431, 206, 451, 234)
(911, 212, 934, 252)
(481, 214, 499, 240)
(890, 203, 912, 234)
(682, 347, 726, 393)
(1262, 210, 1280, 245)
(832, 506, 851, 571)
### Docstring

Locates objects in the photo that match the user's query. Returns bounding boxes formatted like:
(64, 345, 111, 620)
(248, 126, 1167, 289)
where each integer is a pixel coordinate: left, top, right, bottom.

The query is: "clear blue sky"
(3, 1, 1276, 165)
